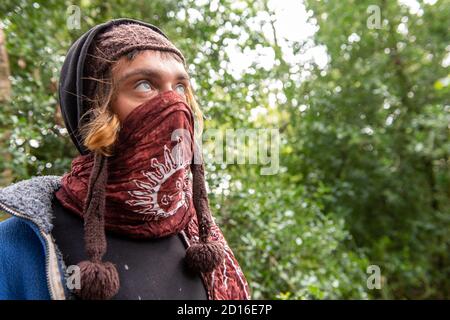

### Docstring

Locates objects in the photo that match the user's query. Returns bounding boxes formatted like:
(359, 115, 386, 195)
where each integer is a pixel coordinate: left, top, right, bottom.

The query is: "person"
(0, 18, 251, 300)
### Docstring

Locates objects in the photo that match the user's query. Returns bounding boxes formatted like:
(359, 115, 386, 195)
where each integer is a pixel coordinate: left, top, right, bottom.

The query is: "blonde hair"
(79, 50, 203, 157)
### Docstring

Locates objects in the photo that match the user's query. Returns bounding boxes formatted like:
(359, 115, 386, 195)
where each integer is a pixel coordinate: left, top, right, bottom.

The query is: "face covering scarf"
(57, 91, 196, 238)
(55, 90, 251, 300)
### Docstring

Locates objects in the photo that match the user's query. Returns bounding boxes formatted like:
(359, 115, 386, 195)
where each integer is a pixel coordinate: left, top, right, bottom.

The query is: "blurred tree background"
(0, 0, 448, 299)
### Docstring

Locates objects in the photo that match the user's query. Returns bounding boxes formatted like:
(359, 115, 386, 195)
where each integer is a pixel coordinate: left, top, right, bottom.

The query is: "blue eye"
(135, 81, 152, 92)
(175, 83, 186, 95)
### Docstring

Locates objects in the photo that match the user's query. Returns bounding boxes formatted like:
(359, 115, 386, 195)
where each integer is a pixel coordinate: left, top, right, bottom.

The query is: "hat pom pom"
(73, 260, 120, 300)
(185, 241, 225, 273)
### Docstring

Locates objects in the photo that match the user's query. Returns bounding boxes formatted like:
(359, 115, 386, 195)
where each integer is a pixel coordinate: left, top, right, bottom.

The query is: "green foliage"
(212, 172, 370, 299)
(0, 0, 448, 299)
(299, 0, 450, 298)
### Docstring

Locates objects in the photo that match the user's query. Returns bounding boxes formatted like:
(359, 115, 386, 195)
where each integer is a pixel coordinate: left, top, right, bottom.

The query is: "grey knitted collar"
(0, 175, 62, 233)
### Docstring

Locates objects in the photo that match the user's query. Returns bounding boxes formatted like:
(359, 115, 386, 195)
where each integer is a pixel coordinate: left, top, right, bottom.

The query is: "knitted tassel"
(73, 151, 120, 300)
(185, 162, 225, 273)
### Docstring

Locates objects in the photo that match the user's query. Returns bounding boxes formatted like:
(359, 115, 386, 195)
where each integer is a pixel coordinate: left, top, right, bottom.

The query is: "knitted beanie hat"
(83, 22, 186, 104)
(71, 21, 224, 300)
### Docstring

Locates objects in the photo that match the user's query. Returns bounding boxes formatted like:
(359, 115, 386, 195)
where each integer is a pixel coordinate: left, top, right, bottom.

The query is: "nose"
(160, 83, 173, 92)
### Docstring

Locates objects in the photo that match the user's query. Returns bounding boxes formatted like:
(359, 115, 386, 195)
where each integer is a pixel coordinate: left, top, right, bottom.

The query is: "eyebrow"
(116, 68, 190, 86)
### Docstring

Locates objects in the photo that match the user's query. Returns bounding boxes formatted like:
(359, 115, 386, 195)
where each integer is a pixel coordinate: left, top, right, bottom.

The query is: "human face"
(110, 50, 190, 122)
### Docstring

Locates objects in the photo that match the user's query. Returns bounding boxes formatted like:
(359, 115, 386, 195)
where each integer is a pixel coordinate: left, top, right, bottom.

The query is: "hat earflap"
(185, 162, 225, 273)
(73, 151, 120, 300)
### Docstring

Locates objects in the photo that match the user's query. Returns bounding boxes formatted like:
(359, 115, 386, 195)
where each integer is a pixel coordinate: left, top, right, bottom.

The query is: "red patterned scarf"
(55, 90, 251, 299)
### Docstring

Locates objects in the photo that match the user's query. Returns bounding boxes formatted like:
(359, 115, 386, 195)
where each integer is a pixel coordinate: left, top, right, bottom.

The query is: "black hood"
(57, 18, 169, 156)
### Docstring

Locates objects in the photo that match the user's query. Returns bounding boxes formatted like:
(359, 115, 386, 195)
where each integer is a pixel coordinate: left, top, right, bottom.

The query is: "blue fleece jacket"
(0, 175, 69, 300)
(0, 217, 50, 299)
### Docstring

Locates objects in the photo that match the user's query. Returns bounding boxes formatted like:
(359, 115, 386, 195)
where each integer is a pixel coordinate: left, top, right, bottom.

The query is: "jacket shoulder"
(0, 175, 62, 233)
